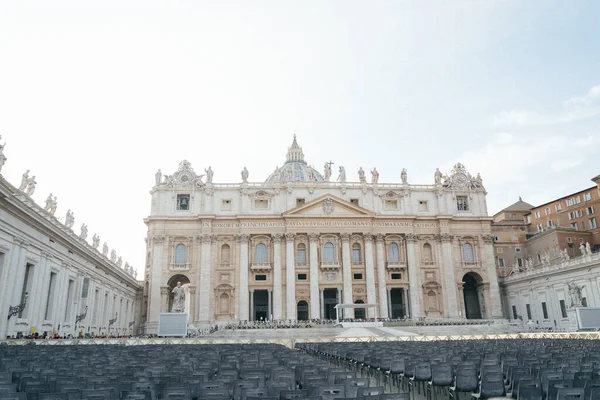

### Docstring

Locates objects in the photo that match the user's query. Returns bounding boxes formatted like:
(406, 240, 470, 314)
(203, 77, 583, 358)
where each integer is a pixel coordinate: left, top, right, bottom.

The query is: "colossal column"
(148, 235, 166, 331)
(375, 235, 389, 319)
(198, 234, 213, 323)
(482, 235, 503, 318)
(308, 233, 320, 319)
(285, 233, 296, 320)
(341, 233, 354, 319)
(237, 234, 250, 321)
(272, 234, 283, 320)
(363, 234, 376, 318)
(439, 234, 459, 317)
(405, 233, 421, 318)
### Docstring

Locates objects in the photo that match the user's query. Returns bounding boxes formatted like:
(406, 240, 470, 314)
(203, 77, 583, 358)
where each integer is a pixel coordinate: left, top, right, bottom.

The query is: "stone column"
(341, 233, 354, 319)
(198, 234, 213, 323)
(439, 234, 459, 317)
(375, 235, 389, 319)
(364, 234, 376, 318)
(30, 252, 51, 331)
(249, 290, 254, 321)
(482, 235, 503, 318)
(267, 289, 272, 320)
(272, 234, 283, 320)
(457, 282, 465, 318)
(148, 235, 166, 332)
(285, 233, 297, 320)
(308, 233, 320, 319)
(337, 287, 343, 319)
(320, 289, 325, 319)
(387, 288, 392, 319)
(405, 234, 421, 318)
(188, 286, 197, 326)
(402, 288, 408, 318)
(237, 234, 250, 321)
(160, 287, 169, 312)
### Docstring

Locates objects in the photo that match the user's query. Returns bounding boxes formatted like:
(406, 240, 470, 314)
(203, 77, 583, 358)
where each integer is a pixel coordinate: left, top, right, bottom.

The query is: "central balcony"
(250, 262, 272, 272)
(320, 261, 341, 271)
(386, 262, 407, 271)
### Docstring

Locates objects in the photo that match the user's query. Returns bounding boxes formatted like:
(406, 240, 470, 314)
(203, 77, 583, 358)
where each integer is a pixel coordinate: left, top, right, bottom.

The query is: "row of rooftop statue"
(510, 242, 595, 275)
(0, 136, 136, 279)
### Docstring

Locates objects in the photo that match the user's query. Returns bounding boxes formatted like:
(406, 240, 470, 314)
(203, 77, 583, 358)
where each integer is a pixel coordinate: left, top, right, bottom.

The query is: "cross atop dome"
(286, 134, 305, 162)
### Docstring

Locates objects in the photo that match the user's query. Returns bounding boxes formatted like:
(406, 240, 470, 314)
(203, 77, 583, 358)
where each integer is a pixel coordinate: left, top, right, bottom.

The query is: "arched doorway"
(297, 301, 309, 321)
(167, 274, 191, 313)
(462, 273, 482, 319)
(354, 300, 365, 320)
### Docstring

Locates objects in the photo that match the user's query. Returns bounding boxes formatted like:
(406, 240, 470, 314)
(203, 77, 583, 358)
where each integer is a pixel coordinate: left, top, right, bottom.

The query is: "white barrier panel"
(576, 308, 600, 330)
(158, 313, 188, 337)
(340, 322, 384, 328)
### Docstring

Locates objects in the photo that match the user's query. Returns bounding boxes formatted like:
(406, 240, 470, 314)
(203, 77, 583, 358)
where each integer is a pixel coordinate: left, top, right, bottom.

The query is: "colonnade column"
(308, 233, 320, 319)
(405, 234, 421, 318)
(341, 234, 354, 319)
(198, 234, 213, 323)
(482, 235, 503, 318)
(237, 234, 250, 321)
(363, 234, 376, 318)
(375, 235, 389, 319)
(272, 234, 283, 320)
(439, 234, 459, 317)
(285, 233, 296, 320)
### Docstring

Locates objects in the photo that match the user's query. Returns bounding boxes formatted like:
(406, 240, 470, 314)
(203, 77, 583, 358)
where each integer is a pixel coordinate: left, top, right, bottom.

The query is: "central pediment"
(283, 195, 374, 218)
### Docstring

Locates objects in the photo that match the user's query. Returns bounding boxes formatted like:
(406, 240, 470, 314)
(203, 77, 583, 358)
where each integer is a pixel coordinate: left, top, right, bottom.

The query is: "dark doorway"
(354, 300, 365, 319)
(297, 301, 309, 321)
(323, 288, 338, 320)
(253, 290, 268, 321)
(390, 288, 406, 319)
(463, 273, 482, 319)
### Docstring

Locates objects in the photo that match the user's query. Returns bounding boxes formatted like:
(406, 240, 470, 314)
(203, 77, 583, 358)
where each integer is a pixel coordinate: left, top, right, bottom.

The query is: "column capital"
(236, 233, 250, 243)
(482, 234, 495, 244)
(272, 233, 283, 243)
(285, 232, 296, 241)
(363, 233, 374, 242)
(308, 232, 320, 242)
(405, 233, 418, 243)
(375, 234, 385, 243)
(153, 235, 167, 244)
(340, 233, 351, 242)
(437, 233, 454, 243)
(201, 234, 214, 244)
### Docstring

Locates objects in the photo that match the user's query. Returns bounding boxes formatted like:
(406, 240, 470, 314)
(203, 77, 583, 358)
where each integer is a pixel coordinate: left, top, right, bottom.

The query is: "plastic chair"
(427, 365, 453, 400)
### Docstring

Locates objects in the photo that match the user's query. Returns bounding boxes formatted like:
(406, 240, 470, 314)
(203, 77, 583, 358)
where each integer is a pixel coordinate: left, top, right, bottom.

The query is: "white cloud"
(564, 84, 600, 106)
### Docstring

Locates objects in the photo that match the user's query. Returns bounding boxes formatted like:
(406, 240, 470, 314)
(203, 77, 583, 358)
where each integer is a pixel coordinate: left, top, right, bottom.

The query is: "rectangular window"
(297, 273, 307, 280)
(64, 279, 74, 322)
(545, 208, 551, 215)
(81, 277, 90, 298)
(560, 300, 568, 318)
(587, 206, 594, 215)
(255, 274, 267, 281)
(418, 201, 428, 212)
(391, 273, 402, 280)
(512, 305, 517, 319)
(567, 199, 573, 207)
(44, 272, 57, 320)
(176, 194, 190, 211)
(352, 249, 361, 264)
(590, 218, 598, 229)
(498, 258, 505, 268)
(541, 302, 548, 319)
(547, 220, 553, 228)
(584, 193, 592, 201)
(296, 198, 305, 206)
(353, 273, 363, 280)
(456, 196, 469, 211)
(577, 210, 583, 218)
(526, 304, 532, 320)
(350, 198, 359, 205)
(297, 248, 306, 265)
(556, 203, 562, 212)
(254, 199, 269, 209)
(517, 258, 523, 267)
(92, 289, 99, 325)
(537, 224, 543, 232)
(571, 222, 578, 230)
(384, 199, 398, 210)
(19, 263, 35, 318)
(535, 211, 541, 219)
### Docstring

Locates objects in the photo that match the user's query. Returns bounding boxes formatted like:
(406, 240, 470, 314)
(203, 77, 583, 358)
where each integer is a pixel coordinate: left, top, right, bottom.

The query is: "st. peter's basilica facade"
(143, 137, 501, 333)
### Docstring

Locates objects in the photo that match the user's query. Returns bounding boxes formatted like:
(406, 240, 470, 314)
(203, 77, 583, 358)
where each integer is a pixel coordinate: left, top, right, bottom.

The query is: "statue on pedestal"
(586, 242, 592, 255)
(18, 170, 30, 191)
(205, 166, 214, 184)
(102, 242, 109, 257)
(116, 256, 122, 268)
(44, 194, 53, 211)
(171, 282, 186, 313)
(80, 223, 88, 240)
(401, 168, 408, 184)
(580, 243, 586, 256)
(272, 166, 281, 183)
(324, 162, 332, 181)
(155, 169, 162, 186)
(65, 210, 75, 229)
(110, 249, 117, 263)
(25, 176, 37, 196)
(434, 168, 443, 185)
(92, 234, 100, 249)
(241, 167, 249, 183)
(568, 280, 583, 308)
(49, 196, 58, 216)
(358, 167, 366, 183)
(371, 167, 379, 184)
(337, 166, 346, 183)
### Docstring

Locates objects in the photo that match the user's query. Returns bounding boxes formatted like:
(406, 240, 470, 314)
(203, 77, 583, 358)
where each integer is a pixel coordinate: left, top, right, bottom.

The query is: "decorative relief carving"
(375, 234, 385, 243)
(153, 235, 166, 244)
(308, 232, 319, 242)
(322, 197, 335, 215)
(285, 233, 296, 241)
(354, 288, 365, 294)
(272, 233, 283, 243)
(482, 235, 495, 244)
(236, 234, 250, 243)
(249, 190, 275, 199)
(363, 233, 373, 242)
(340, 233, 351, 242)
(405, 233, 418, 243)
(201, 234, 214, 244)
(324, 272, 338, 281)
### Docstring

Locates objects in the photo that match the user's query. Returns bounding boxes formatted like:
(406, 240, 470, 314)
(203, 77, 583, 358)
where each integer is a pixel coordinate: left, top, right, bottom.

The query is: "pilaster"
(285, 233, 296, 320)
(272, 234, 283, 320)
(363, 233, 376, 318)
(375, 234, 388, 318)
(237, 234, 250, 321)
(439, 234, 459, 317)
(405, 233, 421, 318)
(308, 233, 320, 319)
(341, 233, 354, 318)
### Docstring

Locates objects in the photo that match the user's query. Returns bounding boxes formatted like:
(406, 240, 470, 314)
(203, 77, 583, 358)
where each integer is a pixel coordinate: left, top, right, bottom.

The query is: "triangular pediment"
(283, 194, 374, 217)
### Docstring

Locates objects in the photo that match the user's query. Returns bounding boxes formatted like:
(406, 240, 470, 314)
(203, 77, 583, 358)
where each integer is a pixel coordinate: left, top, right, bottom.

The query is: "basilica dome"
(264, 136, 324, 184)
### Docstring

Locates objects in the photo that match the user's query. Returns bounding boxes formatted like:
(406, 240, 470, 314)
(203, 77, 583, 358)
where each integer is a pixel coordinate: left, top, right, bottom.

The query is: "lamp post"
(7, 293, 28, 321)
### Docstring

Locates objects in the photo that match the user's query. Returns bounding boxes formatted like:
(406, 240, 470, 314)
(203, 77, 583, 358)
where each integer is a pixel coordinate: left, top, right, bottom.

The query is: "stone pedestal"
(566, 309, 580, 332)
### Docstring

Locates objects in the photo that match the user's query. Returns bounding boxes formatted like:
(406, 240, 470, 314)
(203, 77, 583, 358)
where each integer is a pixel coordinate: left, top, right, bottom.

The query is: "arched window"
(324, 242, 335, 262)
(388, 243, 400, 263)
(256, 243, 267, 263)
(297, 243, 306, 265)
(422, 243, 433, 263)
(463, 243, 474, 263)
(352, 243, 361, 264)
(175, 244, 187, 264)
(221, 244, 230, 263)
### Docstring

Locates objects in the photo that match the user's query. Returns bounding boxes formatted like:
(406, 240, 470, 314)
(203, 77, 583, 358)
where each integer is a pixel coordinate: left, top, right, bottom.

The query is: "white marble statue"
(586, 242, 592, 255)
(25, 176, 37, 196)
(358, 167, 366, 183)
(110, 249, 117, 263)
(241, 167, 249, 183)
(116, 256, 122, 268)
(511, 260, 520, 275)
(155, 169, 162, 186)
(401, 168, 408, 184)
(337, 166, 346, 183)
(324, 162, 332, 181)
(125, 262, 131, 272)
(568, 280, 583, 308)
(371, 167, 379, 184)
(306, 166, 313, 182)
(273, 167, 281, 183)
(44, 193, 53, 211)
(18, 170, 30, 191)
(205, 166, 214, 184)
(525, 257, 533, 270)
(171, 282, 186, 312)
(580, 243, 586, 256)
(80, 223, 88, 240)
(65, 210, 75, 229)
(0, 139, 6, 173)
(474, 173, 483, 188)
(434, 168, 443, 185)
(102, 242, 109, 257)
(49, 196, 57, 216)
(92, 234, 100, 249)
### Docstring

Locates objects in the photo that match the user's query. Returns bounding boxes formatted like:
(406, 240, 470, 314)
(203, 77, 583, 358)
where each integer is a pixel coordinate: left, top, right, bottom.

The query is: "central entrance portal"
(253, 290, 269, 321)
(323, 288, 339, 320)
(390, 288, 406, 319)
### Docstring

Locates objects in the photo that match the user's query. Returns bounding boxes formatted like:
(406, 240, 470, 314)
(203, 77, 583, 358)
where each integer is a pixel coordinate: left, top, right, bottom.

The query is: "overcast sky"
(1, 0, 599, 277)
